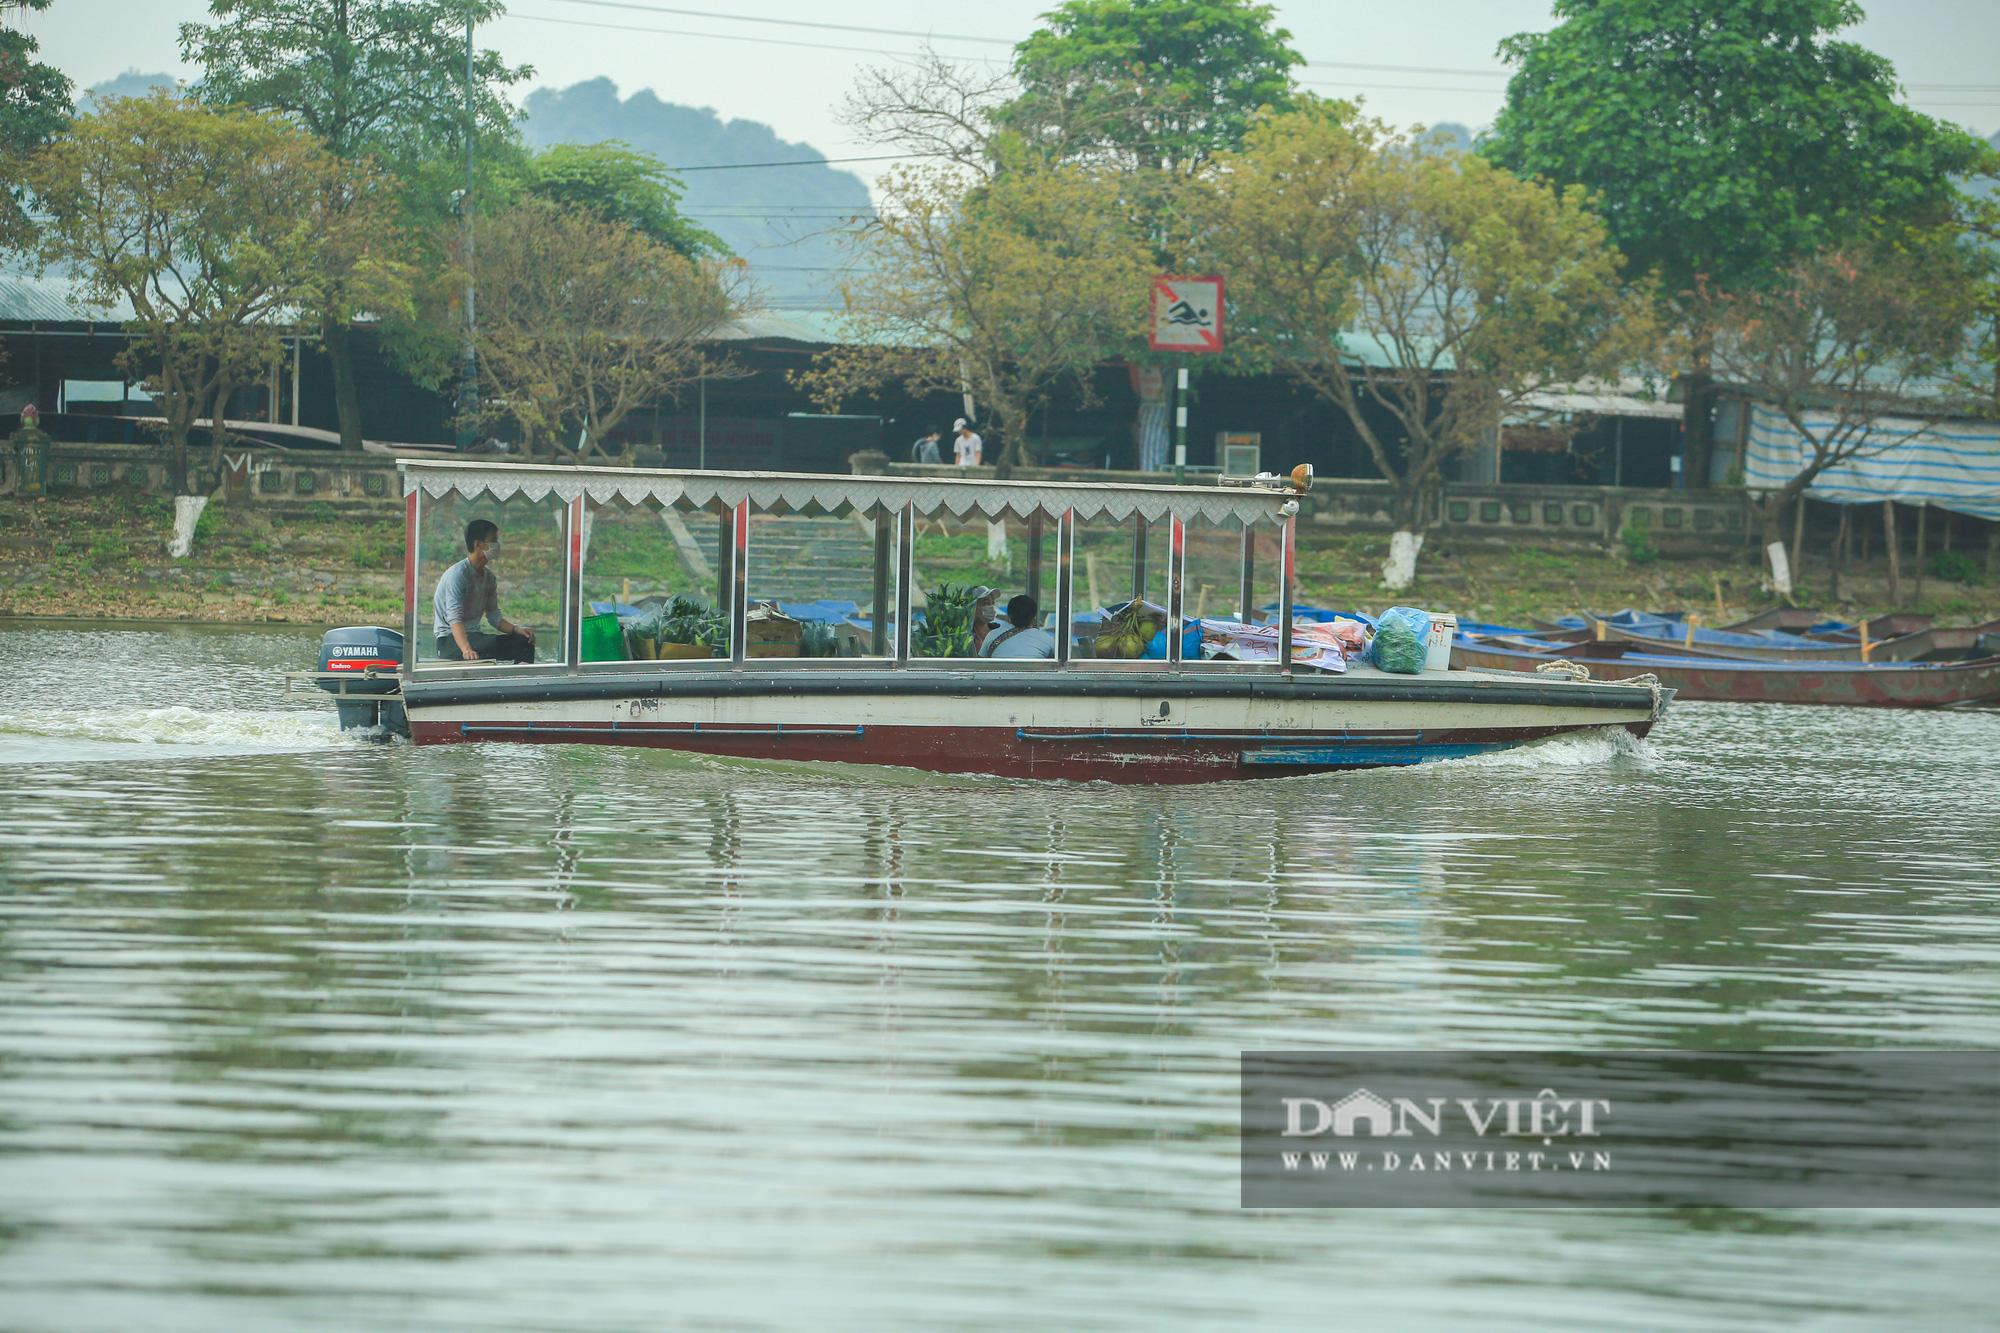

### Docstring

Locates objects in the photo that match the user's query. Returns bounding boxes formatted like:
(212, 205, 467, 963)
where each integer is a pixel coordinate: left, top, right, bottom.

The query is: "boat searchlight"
(1221, 463, 1314, 493)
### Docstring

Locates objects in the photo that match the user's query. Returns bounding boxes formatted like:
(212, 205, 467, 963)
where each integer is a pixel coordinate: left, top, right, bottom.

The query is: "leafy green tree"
(513, 141, 725, 260)
(1483, 0, 1992, 485)
(180, 0, 531, 447)
(0, 0, 73, 250)
(796, 157, 1153, 473)
(1196, 100, 1662, 588)
(999, 0, 1301, 174)
(31, 93, 405, 519)
(181, 0, 525, 161)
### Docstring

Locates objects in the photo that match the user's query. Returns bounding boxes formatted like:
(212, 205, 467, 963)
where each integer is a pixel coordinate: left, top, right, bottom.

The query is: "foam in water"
(0, 705, 354, 749)
(1438, 725, 1657, 770)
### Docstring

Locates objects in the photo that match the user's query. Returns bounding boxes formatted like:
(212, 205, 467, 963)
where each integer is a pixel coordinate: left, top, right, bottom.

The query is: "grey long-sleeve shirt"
(432, 558, 503, 639)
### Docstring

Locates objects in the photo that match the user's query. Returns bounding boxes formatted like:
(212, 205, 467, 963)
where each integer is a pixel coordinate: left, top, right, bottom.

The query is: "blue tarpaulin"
(1744, 404, 2000, 522)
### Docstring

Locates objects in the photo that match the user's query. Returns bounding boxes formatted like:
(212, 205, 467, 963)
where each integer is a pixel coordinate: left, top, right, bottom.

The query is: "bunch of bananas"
(1094, 600, 1168, 659)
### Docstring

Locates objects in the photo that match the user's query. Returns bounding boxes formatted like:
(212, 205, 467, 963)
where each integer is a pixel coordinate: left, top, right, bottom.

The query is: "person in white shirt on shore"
(952, 418, 983, 467)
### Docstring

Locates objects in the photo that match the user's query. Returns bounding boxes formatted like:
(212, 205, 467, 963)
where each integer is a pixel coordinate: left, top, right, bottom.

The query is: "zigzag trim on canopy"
(399, 462, 1290, 526)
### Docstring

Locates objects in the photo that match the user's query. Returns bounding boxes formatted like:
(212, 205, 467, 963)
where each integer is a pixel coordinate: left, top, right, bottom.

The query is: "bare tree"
(840, 48, 1014, 175)
(472, 201, 751, 462)
(794, 160, 1151, 473)
(1701, 236, 1980, 594)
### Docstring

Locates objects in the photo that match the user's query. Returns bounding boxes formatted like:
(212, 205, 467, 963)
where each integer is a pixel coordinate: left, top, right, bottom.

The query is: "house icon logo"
(1331, 1089, 1396, 1136)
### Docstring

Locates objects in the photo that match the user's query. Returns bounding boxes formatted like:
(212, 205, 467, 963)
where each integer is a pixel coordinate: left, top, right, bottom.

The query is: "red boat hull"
(405, 716, 1659, 781)
(398, 667, 1671, 782)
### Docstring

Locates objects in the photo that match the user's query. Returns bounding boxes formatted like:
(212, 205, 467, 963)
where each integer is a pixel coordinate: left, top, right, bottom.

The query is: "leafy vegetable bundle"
(914, 583, 981, 657)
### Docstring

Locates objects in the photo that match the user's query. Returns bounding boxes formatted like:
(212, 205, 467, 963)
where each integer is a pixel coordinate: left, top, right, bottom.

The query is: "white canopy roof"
(399, 461, 1296, 526)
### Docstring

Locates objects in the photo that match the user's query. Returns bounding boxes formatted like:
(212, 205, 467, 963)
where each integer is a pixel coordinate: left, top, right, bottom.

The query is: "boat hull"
(1453, 642, 2000, 708)
(400, 666, 1669, 783)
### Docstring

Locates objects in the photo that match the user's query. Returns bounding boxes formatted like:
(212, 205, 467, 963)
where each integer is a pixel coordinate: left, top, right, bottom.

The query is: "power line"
(671, 155, 913, 171)
(507, 6, 2000, 110)
(540, 0, 1009, 46)
(507, 9, 1002, 62)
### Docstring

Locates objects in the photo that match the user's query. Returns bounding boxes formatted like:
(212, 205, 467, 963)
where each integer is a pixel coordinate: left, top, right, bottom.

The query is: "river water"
(0, 621, 1995, 1331)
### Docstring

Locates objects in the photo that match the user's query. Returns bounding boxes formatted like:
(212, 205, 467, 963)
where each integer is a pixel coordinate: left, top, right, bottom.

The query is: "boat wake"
(1433, 725, 1657, 771)
(0, 705, 357, 756)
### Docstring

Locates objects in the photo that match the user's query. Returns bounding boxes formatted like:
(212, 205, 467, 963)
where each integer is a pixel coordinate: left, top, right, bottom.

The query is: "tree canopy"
(798, 157, 1154, 471)
(179, 0, 527, 164)
(179, 0, 533, 446)
(31, 91, 405, 493)
(998, 0, 1302, 172)
(512, 141, 725, 260)
(1698, 230, 1983, 550)
(472, 200, 746, 462)
(0, 0, 74, 250)
(1196, 100, 1661, 586)
(1483, 0, 1992, 297)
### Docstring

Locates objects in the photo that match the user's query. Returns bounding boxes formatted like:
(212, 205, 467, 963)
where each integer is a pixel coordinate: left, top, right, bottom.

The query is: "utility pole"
(1172, 365, 1188, 484)
(455, 6, 477, 449)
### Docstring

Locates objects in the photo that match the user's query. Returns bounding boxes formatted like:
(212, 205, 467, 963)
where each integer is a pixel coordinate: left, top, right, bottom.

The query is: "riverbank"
(0, 491, 402, 624)
(3, 491, 1995, 627)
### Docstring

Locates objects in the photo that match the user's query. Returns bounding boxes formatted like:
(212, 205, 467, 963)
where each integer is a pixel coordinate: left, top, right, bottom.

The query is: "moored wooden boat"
(1580, 612, 1997, 663)
(362, 460, 1674, 781)
(1453, 636, 2000, 708)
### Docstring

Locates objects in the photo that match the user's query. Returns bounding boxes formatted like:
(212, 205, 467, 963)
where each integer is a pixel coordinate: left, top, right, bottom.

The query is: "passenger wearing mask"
(433, 519, 535, 663)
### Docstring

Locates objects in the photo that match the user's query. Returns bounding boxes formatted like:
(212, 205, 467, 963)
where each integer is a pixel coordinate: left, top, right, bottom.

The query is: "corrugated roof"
(711, 310, 842, 344)
(0, 270, 131, 322)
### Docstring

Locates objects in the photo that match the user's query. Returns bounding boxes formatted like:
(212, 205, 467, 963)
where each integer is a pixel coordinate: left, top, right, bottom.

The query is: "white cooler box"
(1425, 613, 1458, 671)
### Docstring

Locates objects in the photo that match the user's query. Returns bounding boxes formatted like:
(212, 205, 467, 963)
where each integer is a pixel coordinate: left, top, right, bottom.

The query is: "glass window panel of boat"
(577, 497, 733, 665)
(910, 504, 1050, 663)
(413, 489, 568, 668)
(1067, 511, 1172, 663)
(744, 499, 898, 660)
(1179, 515, 1284, 668)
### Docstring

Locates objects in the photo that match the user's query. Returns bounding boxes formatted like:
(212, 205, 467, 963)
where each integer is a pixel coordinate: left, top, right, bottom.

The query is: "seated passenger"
(433, 519, 535, 663)
(967, 585, 1000, 654)
(979, 594, 1057, 659)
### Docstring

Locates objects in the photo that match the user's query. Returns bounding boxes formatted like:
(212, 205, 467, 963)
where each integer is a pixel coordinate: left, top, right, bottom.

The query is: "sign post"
(1149, 276, 1224, 484)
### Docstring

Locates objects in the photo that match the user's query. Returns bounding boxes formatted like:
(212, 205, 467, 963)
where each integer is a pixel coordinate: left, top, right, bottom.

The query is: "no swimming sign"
(1149, 275, 1224, 353)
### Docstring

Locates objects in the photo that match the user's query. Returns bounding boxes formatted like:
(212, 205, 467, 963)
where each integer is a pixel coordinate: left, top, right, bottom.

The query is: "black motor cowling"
(316, 626, 408, 736)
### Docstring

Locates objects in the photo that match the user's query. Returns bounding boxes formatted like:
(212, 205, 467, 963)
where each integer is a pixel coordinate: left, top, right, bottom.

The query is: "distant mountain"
(86, 70, 178, 104)
(1428, 122, 1474, 152)
(520, 79, 873, 311)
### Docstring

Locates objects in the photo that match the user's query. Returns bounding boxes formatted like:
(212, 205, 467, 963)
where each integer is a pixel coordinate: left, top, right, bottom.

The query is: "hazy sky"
(15, 0, 2000, 173)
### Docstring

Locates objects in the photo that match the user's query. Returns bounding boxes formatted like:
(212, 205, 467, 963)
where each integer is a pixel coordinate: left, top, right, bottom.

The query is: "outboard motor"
(316, 626, 408, 737)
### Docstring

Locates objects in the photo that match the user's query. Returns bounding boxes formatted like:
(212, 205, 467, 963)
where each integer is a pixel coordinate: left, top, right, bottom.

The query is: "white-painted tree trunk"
(168, 495, 208, 560)
(1766, 541, 1792, 598)
(1380, 530, 1424, 591)
(986, 519, 1010, 571)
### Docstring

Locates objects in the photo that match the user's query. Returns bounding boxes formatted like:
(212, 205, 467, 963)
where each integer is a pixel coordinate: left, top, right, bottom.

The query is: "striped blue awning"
(1743, 404, 2000, 522)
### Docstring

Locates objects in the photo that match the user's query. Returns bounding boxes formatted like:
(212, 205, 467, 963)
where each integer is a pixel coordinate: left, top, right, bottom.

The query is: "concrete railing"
(4, 438, 405, 506)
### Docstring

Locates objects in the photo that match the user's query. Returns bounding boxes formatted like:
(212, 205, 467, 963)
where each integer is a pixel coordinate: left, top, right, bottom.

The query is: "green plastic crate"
(580, 612, 626, 662)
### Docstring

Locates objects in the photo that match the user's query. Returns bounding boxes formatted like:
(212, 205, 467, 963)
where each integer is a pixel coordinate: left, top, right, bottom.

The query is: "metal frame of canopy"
(397, 462, 1306, 677)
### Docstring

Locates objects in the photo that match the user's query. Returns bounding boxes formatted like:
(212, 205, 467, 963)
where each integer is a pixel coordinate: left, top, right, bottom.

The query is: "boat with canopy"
(323, 459, 1673, 782)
